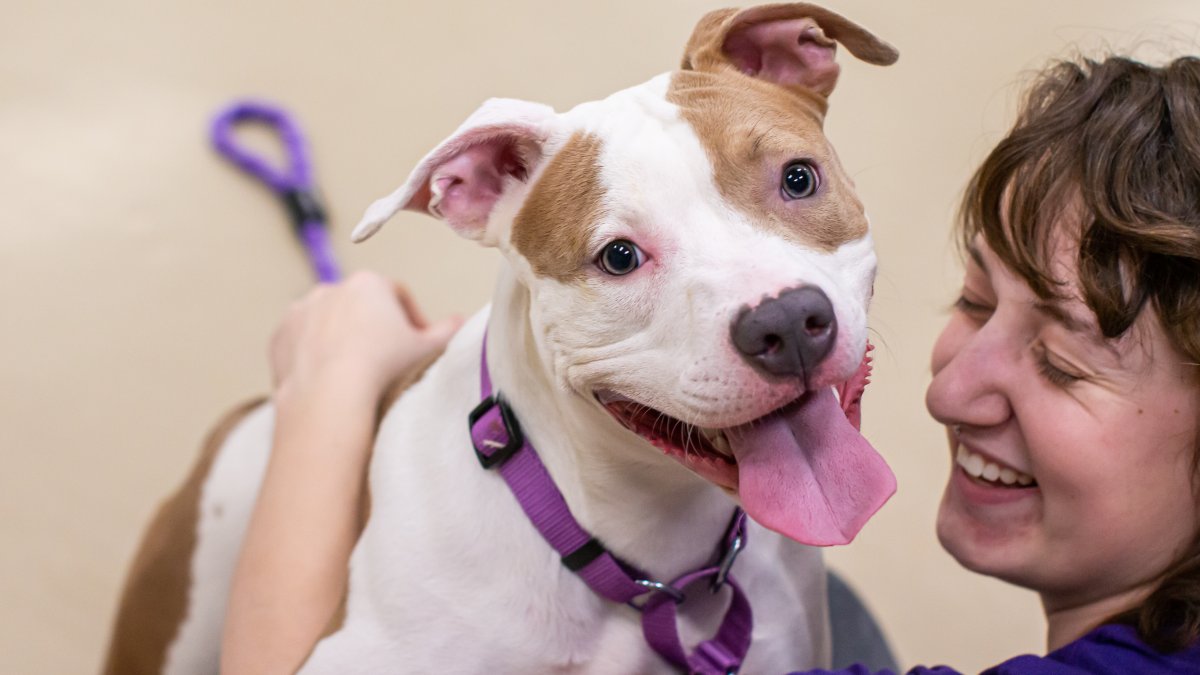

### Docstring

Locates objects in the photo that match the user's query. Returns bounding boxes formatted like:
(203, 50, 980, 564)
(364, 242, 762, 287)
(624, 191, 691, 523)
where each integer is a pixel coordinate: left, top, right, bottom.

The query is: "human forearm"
(220, 378, 377, 675)
(219, 273, 459, 674)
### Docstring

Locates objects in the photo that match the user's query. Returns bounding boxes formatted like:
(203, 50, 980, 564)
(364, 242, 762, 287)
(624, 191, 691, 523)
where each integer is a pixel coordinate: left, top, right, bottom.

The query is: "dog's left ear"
(352, 98, 556, 244)
(681, 3, 898, 98)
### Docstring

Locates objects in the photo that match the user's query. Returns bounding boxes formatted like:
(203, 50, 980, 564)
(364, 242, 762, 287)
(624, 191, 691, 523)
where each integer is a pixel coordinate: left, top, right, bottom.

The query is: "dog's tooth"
(710, 431, 732, 457)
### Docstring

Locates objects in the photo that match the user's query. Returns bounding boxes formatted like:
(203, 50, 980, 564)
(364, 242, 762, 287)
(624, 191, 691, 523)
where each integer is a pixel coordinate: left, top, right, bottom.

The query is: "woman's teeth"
(956, 447, 1035, 487)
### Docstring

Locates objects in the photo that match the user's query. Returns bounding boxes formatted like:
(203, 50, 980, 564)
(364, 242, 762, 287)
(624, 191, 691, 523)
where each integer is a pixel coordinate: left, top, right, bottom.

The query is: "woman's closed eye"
(953, 293, 993, 321)
(1034, 343, 1085, 386)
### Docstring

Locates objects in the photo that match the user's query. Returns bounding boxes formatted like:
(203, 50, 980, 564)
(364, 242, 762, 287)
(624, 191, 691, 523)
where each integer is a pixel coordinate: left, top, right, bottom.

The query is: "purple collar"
(469, 338, 754, 674)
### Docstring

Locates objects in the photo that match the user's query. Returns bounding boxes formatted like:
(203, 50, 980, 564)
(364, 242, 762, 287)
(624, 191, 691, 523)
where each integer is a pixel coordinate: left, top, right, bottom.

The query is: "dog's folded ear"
(681, 3, 897, 98)
(352, 98, 556, 243)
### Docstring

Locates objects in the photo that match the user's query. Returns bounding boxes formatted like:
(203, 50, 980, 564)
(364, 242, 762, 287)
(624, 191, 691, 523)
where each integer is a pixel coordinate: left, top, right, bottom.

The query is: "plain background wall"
(4, 0, 1199, 672)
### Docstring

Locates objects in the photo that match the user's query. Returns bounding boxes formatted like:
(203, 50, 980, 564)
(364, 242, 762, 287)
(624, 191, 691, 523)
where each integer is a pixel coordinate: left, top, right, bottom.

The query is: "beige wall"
(4, 1, 1198, 673)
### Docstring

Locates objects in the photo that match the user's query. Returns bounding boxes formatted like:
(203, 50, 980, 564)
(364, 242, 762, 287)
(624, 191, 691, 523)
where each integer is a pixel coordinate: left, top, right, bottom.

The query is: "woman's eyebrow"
(1032, 299, 1089, 333)
(1032, 299, 1122, 358)
(966, 242, 987, 272)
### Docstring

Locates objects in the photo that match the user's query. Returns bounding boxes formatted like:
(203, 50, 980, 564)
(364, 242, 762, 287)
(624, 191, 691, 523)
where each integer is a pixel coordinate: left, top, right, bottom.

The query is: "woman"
(222, 54, 1200, 673)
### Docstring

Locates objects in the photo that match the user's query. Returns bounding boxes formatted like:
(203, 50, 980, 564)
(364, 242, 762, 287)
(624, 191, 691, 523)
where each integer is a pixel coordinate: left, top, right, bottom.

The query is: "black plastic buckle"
(468, 394, 524, 469)
(282, 188, 327, 231)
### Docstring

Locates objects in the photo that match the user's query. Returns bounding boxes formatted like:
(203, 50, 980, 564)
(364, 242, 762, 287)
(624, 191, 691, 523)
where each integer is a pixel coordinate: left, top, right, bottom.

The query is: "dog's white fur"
(115, 5, 901, 672)
(157, 74, 877, 674)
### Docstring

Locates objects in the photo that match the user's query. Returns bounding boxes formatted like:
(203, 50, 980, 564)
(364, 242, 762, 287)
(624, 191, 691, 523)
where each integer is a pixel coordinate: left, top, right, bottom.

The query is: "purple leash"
(211, 101, 342, 283)
(469, 338, 754, 674)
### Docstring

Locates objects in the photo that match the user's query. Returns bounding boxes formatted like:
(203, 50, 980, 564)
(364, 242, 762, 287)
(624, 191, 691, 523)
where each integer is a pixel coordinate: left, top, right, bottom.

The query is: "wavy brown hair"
(959, 54, 1200, 652)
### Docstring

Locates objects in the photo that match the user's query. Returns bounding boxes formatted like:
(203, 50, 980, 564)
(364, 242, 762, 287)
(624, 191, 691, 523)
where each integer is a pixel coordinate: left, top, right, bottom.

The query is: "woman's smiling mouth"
(955, 446, 1037, 488)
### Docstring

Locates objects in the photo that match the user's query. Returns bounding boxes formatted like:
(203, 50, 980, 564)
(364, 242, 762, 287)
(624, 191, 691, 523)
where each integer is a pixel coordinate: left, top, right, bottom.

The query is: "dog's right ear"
(351, 98, 556, 244)
(681, 3, 898, 98)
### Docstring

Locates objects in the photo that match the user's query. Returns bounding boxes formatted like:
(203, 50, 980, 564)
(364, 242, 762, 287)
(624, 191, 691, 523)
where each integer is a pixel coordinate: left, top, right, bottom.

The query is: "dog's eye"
(598, 239, 644, 276)
(781, 161, 819, 200)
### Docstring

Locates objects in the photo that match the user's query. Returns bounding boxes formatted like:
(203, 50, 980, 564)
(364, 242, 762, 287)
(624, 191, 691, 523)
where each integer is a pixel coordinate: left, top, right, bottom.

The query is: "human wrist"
(274, 362, 391, 412)
(271, 372, 387, 462)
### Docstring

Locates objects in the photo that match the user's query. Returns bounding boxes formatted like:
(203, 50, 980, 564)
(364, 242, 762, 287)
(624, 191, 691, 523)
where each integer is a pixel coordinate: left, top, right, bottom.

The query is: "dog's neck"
(483, 266, 738, 581)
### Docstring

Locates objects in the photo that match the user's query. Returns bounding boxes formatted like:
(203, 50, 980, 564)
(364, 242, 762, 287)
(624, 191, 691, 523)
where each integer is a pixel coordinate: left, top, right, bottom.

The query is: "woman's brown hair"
(959, 54, 1200, 652)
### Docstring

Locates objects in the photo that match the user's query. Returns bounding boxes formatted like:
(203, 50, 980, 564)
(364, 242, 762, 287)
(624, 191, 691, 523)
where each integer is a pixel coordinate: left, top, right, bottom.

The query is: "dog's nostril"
(763, 334, 783, 354)
(804, 315, 831, 335)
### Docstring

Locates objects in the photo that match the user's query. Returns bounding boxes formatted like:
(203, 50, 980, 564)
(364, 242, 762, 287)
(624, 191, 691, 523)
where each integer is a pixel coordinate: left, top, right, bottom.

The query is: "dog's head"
(354, 3, 897, 546)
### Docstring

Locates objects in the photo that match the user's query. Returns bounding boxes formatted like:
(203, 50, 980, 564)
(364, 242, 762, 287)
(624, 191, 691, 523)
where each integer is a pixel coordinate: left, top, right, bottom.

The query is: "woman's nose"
(925, 319, 1013, 430)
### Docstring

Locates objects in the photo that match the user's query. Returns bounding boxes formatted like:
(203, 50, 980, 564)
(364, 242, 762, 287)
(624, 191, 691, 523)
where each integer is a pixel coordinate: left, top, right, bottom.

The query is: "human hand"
(227, 271, 458, 675)
(268, 271, 462, 402)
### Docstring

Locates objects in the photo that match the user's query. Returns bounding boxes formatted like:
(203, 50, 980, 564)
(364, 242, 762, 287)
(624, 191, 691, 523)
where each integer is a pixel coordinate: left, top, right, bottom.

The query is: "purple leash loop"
(469, 337, 754, 674)
(211, 101, 341, 283)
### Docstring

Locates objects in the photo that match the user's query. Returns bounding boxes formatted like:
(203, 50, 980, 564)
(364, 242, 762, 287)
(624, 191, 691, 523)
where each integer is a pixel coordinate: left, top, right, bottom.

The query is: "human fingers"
(421, 315, 464, 351)
(268, 284, 340, 390)
(392, 281, 430, 330)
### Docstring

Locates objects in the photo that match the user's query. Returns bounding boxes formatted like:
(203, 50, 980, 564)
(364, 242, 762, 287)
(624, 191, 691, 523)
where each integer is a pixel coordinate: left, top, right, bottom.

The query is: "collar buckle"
(468, 393, 524, 469)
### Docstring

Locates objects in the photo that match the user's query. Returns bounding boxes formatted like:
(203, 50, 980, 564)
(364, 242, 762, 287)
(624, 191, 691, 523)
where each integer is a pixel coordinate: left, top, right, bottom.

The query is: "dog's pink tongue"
(727, 387, 895, 546)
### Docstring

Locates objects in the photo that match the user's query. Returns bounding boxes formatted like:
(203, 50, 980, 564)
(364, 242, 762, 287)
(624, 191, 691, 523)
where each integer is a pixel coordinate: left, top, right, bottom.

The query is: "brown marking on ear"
(511, 133, 606, 282)
(311, 345, 447, 649)
(682, 3, 898, 76)
(668, 69, 869, 250)
(682, 7, 739, 70)
(101, 397, 266, 675)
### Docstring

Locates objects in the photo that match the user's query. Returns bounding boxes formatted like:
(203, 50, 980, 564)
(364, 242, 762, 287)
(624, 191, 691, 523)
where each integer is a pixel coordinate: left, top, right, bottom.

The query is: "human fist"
(269, 271, 462, 400)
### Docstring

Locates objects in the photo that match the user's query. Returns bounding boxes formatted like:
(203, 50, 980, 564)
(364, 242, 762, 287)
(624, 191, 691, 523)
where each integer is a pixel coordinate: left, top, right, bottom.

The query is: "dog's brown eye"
(781, 161, 819, 200)
(598, 239, 644, 276)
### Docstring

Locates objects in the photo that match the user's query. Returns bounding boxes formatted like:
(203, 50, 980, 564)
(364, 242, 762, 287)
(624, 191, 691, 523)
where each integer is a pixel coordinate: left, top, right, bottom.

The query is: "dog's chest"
(320, 326, 830, 672)
(341, 353, 666, 670)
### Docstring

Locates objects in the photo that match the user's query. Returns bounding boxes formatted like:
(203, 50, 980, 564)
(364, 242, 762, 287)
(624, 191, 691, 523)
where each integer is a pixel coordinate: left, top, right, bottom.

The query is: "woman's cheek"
(931, 314, 972, 377)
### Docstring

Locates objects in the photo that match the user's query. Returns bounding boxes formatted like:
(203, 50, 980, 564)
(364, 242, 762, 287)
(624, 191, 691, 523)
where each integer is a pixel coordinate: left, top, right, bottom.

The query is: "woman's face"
(926, 234, 1200, 611)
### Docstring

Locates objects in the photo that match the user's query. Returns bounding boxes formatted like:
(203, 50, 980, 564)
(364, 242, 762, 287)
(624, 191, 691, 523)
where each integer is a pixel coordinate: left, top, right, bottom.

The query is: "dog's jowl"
(105, 4, 898, 673)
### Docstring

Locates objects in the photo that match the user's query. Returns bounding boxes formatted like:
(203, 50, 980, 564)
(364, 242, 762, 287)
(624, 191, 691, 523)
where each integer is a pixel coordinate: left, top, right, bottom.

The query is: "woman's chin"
(935, 479, 1038, 584)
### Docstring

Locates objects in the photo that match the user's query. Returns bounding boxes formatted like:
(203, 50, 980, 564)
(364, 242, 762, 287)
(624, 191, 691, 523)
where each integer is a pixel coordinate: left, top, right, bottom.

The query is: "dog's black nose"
(731, 286, 837, 379)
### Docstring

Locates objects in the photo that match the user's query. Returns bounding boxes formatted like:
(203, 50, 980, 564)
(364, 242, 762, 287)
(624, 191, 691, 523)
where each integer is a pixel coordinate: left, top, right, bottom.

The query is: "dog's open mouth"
(595, 351, 896, 547)
(599, 394, 747, 493)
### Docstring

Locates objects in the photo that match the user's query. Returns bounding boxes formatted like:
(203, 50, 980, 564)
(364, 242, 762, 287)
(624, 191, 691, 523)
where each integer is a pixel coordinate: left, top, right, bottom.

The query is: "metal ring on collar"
(711, 530, 745, 593)
(635, 579, 686, 604)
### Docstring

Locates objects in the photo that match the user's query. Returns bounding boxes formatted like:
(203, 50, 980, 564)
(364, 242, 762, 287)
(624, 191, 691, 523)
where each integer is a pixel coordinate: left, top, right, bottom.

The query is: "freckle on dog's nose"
(731, 286, 837, 380)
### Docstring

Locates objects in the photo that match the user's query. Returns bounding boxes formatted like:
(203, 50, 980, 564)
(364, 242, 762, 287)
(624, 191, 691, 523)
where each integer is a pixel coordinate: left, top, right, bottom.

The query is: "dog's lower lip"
(596, 390, 811, 432)
(597, 394, 735, 463)
(594, 389, 813, 491)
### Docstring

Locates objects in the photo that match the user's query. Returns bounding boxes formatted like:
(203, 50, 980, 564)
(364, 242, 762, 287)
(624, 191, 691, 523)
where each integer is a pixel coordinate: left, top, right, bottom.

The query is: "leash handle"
(210, 101, 342, 283)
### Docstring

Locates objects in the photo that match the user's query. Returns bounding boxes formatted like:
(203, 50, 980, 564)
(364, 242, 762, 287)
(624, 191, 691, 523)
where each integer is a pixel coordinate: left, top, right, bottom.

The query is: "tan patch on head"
(668, 69, 868, 250)
(511, 133, 606, 281)
(102, 397, 266, 675)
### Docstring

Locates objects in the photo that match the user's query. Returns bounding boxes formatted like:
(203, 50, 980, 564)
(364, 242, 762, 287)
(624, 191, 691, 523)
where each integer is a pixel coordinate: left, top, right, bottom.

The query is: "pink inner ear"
(723, 18, 841, 96)
(418, 138, 528, 238)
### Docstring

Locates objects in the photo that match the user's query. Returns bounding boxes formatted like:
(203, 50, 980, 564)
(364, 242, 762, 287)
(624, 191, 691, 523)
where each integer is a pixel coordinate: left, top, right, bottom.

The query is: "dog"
(103, 4, 898, 673)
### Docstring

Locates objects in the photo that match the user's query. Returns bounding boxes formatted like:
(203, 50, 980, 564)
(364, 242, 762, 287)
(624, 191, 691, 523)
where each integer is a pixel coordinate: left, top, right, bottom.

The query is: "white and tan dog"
(104, 4, 898, 673)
